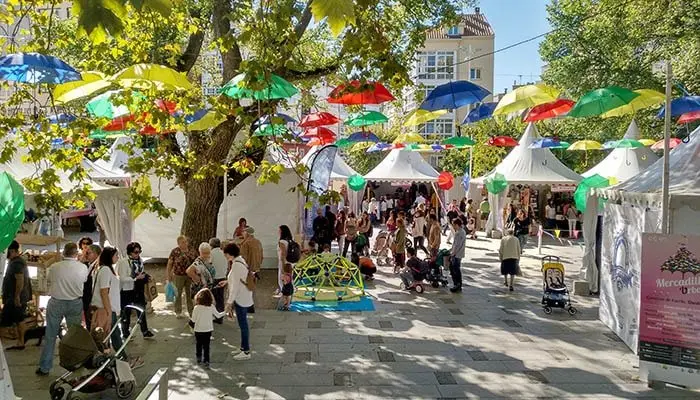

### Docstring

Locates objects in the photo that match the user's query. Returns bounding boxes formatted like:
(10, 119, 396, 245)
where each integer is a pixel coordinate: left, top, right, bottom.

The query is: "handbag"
(165, 281, 176, 303)
(144, 278, 158, 302)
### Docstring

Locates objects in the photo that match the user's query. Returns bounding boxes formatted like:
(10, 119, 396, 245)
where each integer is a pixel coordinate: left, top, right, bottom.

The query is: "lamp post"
(661, 61, 672, 234)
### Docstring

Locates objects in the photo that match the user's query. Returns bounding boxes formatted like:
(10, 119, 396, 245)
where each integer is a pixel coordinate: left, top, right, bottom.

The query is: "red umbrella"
(651, 138, 682, 150)
(307, 135, 336, 146)
(102, 115, 136, 131)
(487, 136, 518, 147)
(437, 171, 454, 190)
(327, 81, 395, 105)
(155, 99, 178, 114)
(678, 110, 700, 124)
(523, 99, 575, 122)
(298, 111, 339, 128)
(301, 126, 336, 138)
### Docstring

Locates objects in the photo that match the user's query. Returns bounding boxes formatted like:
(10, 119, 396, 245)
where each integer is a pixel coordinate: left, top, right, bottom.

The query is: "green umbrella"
(253, 124, 289, 137)
(348, 174, 366, 191)
(221, 73, 299, 101)
(0, 172, 24, 253)
(88, 129, 130, 140)
(344, 110, 389, 127)
(568, 86, 640, 118)
(574, 174, 610, 212)
(609, 138, 644, 149)
(550, 141, 571, 149)
(442, 136, 476, 147)
(485, 172, 508, 194)
(335, 138, 354, 148)
(86, 90, 145, 119)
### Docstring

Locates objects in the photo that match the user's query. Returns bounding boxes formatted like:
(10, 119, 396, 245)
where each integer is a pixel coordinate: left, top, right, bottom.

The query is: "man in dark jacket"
(312, 208, 330, 247)
(324, 205, 336, 246)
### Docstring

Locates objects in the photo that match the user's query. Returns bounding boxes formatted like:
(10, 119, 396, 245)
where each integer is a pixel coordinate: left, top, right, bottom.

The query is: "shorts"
(480, 213, 488, 220)
(282, 283, 294, 297)
(394, 253, 406, 267)
(0, 303, 27, 327)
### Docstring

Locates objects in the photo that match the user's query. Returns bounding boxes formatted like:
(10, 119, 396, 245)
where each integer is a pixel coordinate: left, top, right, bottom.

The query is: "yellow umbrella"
(403, 109, 448, 126)
(600, 89, 665, 118)
(187, 111, 226, 131)
(393, 133, 424, 144)
(493, 84, 560, 116)
(567, 140, 603, 151)
(638, 138, 656, 146)
(112, 63, 193, 90)
(53, 71, 111, 104)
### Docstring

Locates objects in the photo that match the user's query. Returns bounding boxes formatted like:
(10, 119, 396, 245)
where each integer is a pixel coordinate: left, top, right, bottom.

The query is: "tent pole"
(661, 61, 672, 235)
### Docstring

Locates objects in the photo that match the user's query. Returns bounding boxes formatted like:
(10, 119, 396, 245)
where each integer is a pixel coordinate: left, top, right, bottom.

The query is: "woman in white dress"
(277, 225, 294, 294)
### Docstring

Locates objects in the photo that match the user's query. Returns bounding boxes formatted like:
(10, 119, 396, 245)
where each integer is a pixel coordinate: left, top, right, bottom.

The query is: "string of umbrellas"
(1, 52, 699, 154)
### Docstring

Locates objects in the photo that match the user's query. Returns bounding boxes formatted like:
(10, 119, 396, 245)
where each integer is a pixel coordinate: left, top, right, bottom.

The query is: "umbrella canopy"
(335, 138, 353, 148)
(678, 110, 700, 124)
(600, 89, 665, 118)
(112, 63, 193, 90)
(528, 138, 561, 149)
(327, 81, 395, 105)
(299, 112, 339, 128)
(651, 138, 682, 150)
(366, 142, 391, 152)
(0, 172, 24, 253)
(344, 110, 388, 127)
(53, 71, 110, 103)
(187, 110, 226, 130)
(487, 136, 518, 147)
(609, 138, 644, 149)
(550, 141, 571, 149)
(568, 140, 603, 151)
(347, 131, 380, 143)
(301, 126, 336, 138)
(657, 96, 700, 118)
(574, 174, 610, 212)
(393, 133, 424, 144)
(463, 102, 497, 124)
(252, 113, 296, 129)
(493, 84, 560, 116)
(221, 73, 298, 100)
(420, 80, 490, 111)
(442, 136, 475, 147)
(523, 99, 575, 122)
(0, 52, 81, 84)
(637, 139, 656, 146)
(253, 124, 290, 137)
(86, 90, 145, 119)
(403, 109, 448, 126)
(568, 86, 640, 118)
(307, 136, 336, 146)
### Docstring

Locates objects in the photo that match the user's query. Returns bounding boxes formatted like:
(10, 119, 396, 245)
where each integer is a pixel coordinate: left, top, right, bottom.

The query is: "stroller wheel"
(543, 306, 553, 315)
(67, 391, 85, 400)
(116, 381, 136, 399)
(431, 281, 440, 288)
(49, 381, 67, 400)
(415, 284, 424, 294)
(399, 282, 406, 290)
(567, 307, 578, 316)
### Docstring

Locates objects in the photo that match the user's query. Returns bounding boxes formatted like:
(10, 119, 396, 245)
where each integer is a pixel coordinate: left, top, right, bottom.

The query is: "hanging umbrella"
(112, 63, 193, 90)
(651, 138, 682, 150)
(252, 113, 297, 130)
(53, 71, 111, 103)
(390, 143, 406, 150)
(678, 110, 700, 124)
(366, 142, 390, 152)
(420, 80, 490, 111)
(0, 52, 81, 84)
(335, 138, 354, 148)
(253, 124, 289, 137)
(442, 136, 475, 147)
(344, 110, 389, 127)
(600, 89, 665, 118)
(523, 99, 575, 122)
(301, 126, 336, 138)
(347, 131, 380, 143)
(393, 133, 424, 144)
(348, 175, 366, 191)
(463, 102, 498, 124)
(403, 109, 448, 126)
(88, 129, 130, 139)
(431, 144, 446, 151)
(437, 172, 454, 190)
(487, 136, 518, 147)
(574, 174, 610, 212)
(405, 143, 421, 151)
(568, 86, 640, 118)
(307, 135, 336, 146)
(656, 96, 700, 118)
(0, 172, 25, 253)
(43, 113, 76, 125)
(485, 173, 508, 194)
(602, 140, 617, 149)
(87, 90, 145, 119)
(327, 80, 395, 105)
(186, 110, 226, 130)
(298, 111, 339, 128)
(493, 84, 560, 116)
(550, 141, 571, 149)
(528, 138, 561, 149)
(221, 72, 298, 100)
(139, 125, 176, 136)
(637, 139, 656, 146)
(567, 140, 603, 151)
(609, 138, 644, 149)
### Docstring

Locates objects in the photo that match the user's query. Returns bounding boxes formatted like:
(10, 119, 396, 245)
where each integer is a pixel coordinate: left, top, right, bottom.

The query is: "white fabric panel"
(364, 149, 439, 182)
(93, 189, 132, 255)
(671, 205, 700, 235)
(301, 146, 359, 180)
(484, 190, 506, 234)
(580, 193, 599, 293)
(133, 177, 184, 258)
(82, 158, 130, 185)
(0, 340, 16, 400)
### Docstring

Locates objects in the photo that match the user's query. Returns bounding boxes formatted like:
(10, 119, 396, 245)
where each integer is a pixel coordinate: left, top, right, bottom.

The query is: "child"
(190, 288, 225, 368)
(279, 263, 294, 311)
(467, 217, 477, 239)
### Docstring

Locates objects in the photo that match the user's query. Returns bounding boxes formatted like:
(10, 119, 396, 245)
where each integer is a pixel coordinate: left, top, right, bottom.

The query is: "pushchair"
(541, 256, 577, 315)
(371, 230, 392, 266)
(427, 249, 451, 289)
(49, 305, 144, 400)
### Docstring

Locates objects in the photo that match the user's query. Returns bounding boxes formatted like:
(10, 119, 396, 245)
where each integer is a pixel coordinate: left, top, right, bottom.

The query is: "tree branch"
(213, 0, 242, 83)
(294, 1, 314, 41)
(176, 7, 209, 73)
(278, 61, 342, 81)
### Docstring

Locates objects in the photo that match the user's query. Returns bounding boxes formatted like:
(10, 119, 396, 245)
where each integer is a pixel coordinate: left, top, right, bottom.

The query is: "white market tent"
(82, 158, 131, 185)
(94, 136, 141, 175)
(582, 119, 658, 182)
(364, 149, 440, 183)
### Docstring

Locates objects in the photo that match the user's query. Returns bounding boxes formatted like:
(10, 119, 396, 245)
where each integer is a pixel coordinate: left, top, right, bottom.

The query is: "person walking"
(117, 242, 155, 340)
(191, 288, 225, 368)
(167, 236, 197, 318)
(239, 227, 264, 273)
(343, 212, 357, 258)
(2, 241, 31, 351)
(208, 238, 228, 323)
(449, 218, 466, 293)
(277, 225, 294, 294)
(36, 243, 87, 375)
(566, 203, 578, 237)
(223, 243, 254, 360)
(499, 229, 521, 292)
(514, 210, 531, 253)
(392, 218, 407, 274)
(335, 210, 346, 256)
(412, 210, 428, 256)
(428, 213, 441, 260)
(82, 244, 101, 331)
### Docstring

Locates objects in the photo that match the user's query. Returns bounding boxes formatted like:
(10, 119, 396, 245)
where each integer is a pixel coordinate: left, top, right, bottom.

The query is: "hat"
(245, 226, 255, 234)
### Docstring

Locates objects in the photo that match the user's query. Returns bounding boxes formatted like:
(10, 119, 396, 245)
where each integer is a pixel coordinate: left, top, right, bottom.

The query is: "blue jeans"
(39, 298, 83, 372)
(234, 302, 250, 352)
(449, 257, 462, 288)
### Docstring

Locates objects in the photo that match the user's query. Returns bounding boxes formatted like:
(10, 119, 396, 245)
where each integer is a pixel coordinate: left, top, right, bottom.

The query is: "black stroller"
(541, 256, 577, 315)
(427, 249, 451, 288)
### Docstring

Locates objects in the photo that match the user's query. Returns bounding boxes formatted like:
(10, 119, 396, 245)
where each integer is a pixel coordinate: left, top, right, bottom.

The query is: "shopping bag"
(165, 281, 176, 303)
(144, 279, 159, 302)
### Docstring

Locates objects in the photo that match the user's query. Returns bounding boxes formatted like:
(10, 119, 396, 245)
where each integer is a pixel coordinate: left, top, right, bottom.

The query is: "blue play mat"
(289, 296, 375, 312)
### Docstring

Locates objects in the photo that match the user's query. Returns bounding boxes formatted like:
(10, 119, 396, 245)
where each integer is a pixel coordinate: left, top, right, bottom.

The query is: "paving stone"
(502, 319, 523, 328)
(308, 321, 322, 328)
(294, 352, 312, 363)
(368, 335, 384, 344)
(522, 370, 549, 384)
(435, 371, 458, 385)
(448, 320, 464, 327)
(251, 320, 266, 329)
(270, 335, 286, 344)
(440, 298, 456, 304)
(466, 350, 488, 361)
(377, 351, 396, 362)
(378, 320, 393, 329)
(334, 372, 353, 387)
(513, 332, 534, 342)
(610, 369, 640, 383)
(548, 349, 568, 360)
(448, 308, 464, 315)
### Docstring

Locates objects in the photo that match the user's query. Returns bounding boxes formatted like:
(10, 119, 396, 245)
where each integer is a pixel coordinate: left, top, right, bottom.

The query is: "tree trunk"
(181, 175, 225, 246)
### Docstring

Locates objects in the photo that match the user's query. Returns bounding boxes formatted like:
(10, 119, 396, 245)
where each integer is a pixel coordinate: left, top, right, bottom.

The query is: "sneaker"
(231, 348, 243, 356)
(509, 286, 514, 292)
(232, 351, 251, 361)
(203, 362, 210, 369)
(130, 357, 145, 370)
(143, 331, 155, 339)
(196, 359, 202, 365)
(35, 368, 49, 376)
(449, 286, 462, 293)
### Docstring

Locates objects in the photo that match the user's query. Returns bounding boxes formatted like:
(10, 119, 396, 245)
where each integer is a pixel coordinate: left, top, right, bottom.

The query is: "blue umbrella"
(463, 102, 498, 124)
(602, 140, 617, 149)
(184, 109, 209, 124)
(347, 131, 380, 143)
(420, 80, 490, 111)
(528, 138, 561, 149)
(366, 142, 390, 153)
(47, 113, 76, 124)
(0, 52, 81, 84)
(656, 96, 700, 118)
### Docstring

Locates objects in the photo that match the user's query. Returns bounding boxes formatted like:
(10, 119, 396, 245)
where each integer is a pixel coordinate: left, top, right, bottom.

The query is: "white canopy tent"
(94, 136, 139, 175)
(82, 158, 131, 186)
(582, 119, 658, 182)
(364, 149, 440, 183)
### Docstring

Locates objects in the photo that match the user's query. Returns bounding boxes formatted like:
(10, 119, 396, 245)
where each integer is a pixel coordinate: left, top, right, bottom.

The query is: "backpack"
(286, 239, 301, 263)
(240, 269, 257, 291)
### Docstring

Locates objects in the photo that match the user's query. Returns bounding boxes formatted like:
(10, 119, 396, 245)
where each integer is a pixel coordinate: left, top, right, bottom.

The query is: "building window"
(418, 117, 454, 137)
(202, 87, 219, 96)
(414, 84, 435, 104)
(447, 26, 459, 36)
(416, 51, 455, 80)
(429, 155, 444, 169)
(470, 68, 482, 80)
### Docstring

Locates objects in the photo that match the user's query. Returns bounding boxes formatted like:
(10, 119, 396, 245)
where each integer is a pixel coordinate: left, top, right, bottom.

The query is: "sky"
(476, 1, 551, 94)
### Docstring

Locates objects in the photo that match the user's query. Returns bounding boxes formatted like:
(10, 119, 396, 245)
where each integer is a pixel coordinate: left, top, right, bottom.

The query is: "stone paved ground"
(8, 235, 700, 400)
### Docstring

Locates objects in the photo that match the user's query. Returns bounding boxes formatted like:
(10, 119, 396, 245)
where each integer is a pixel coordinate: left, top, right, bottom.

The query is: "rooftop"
(426, 11, 494, 39)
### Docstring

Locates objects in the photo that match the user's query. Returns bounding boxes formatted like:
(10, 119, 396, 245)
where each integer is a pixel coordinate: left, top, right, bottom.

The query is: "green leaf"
(310, 0, 355, 37)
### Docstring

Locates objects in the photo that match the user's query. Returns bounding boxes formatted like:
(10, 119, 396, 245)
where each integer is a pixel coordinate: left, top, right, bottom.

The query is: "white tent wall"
(93, 188, 132, 255)
(133, 176, 183, 258)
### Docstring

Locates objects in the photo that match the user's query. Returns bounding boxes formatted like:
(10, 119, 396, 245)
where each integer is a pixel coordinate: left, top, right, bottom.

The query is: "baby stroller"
(49, 305, 143, 400)
(371, 230, 392, 266)
(426, 249, 450, 288)
(541, 256, 577, 315)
